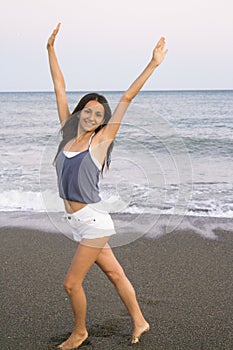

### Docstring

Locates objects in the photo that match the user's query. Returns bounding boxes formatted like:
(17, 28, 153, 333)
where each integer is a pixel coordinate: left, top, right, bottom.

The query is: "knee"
(106, 267, 126, 285)
(63, 279, 82, 294)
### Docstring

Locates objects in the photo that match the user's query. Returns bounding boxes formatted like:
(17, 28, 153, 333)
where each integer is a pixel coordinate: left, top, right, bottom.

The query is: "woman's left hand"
(47, 22, 61, 50)
(152, 37, 168, 66)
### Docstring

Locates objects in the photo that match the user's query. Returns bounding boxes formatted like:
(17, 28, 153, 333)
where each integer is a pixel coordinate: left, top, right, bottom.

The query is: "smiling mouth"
(85, 120, 96, 126)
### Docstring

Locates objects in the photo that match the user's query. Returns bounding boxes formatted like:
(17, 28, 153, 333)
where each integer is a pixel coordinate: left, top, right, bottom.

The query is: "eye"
(84, 109, 90, 114)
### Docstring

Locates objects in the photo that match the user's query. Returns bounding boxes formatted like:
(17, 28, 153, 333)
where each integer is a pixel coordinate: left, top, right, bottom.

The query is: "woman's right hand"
(47, 23, 61, 50)
(151, 37, 168, 67)
(46, 22, 70, 123)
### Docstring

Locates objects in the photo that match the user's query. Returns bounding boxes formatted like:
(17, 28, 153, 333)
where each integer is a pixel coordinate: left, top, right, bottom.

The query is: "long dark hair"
(54, 93, 114, 174)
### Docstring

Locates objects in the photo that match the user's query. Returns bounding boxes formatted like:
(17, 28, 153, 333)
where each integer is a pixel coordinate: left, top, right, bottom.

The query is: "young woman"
(47, 23, 167, 350)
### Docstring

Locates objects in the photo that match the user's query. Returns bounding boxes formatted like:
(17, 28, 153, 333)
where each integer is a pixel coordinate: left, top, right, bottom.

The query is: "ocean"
(0, 90, 233, 237)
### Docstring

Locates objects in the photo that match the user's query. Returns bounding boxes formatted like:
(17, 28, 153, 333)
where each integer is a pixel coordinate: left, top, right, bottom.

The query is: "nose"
(88, 111, 95, 120)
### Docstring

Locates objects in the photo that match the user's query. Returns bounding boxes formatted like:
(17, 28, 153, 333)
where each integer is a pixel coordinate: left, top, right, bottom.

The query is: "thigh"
(95, 244, 124, 275)
(65, 237, 110, 284)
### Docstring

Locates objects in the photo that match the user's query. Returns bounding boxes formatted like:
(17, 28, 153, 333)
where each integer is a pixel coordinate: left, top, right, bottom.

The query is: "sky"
(1, 0, 233, 91)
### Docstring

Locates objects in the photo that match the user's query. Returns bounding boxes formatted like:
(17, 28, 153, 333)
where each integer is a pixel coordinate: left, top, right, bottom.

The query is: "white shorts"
(64, 201, 116, 242)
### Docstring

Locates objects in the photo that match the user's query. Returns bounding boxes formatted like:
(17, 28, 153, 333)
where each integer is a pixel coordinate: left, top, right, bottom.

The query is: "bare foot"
(131, 322, 150, 344)
(57, 330, 88, 349)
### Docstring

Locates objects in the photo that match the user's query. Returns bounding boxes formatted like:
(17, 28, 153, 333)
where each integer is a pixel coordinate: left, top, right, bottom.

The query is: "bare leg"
(58, 237, 109, 350)
(95, 244, 150, 342)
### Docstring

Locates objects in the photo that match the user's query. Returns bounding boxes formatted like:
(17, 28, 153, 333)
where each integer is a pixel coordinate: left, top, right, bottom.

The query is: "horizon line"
(0, 88, 233, 93)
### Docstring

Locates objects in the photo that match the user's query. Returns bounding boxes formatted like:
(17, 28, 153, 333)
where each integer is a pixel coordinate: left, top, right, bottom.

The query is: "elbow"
(120, 93, 133, 103)
(54, 83, 66, 94)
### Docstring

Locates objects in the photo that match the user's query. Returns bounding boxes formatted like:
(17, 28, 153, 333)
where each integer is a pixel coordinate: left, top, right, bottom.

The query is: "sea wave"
(0, 189, 232, 219)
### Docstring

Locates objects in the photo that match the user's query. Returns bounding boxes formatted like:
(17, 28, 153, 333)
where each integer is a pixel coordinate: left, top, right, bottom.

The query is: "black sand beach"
(1, 216, 233, 350)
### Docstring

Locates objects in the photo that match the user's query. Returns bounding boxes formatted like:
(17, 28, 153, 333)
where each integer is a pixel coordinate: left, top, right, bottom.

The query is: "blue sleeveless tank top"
(55, 133, 101, 203)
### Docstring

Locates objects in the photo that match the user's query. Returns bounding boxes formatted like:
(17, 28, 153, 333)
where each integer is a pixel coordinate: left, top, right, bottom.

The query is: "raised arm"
(47, 23, 70, 125)
(100, 37, 168, 141)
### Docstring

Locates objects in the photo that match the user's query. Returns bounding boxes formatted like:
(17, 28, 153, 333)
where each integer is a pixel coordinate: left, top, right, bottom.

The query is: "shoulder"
(91, 126, 113, 148)
(93, 127, 114, 146)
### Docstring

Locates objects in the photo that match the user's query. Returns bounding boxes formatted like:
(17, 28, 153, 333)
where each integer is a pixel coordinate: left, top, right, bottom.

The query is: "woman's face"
(79, 100, 105, 132)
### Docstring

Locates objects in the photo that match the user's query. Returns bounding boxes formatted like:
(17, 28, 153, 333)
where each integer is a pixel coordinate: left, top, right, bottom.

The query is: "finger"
(156, 37, 165, 49)
(158, 36, 165, 42)
(56, 22, 61, 31)
(160, 37, 166, 45)
(158, 43, 165, 51)
(53, 22, 61, 35)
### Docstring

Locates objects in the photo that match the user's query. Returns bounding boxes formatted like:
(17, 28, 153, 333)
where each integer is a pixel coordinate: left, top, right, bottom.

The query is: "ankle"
(133, 319, 149, 328)
(72, 328, 88, 337)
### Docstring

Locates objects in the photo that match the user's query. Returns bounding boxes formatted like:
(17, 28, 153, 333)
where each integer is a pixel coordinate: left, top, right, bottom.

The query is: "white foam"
(0, 190, 233, 220)
(1, 211, 232, 244)
(0, 190, 64, 212)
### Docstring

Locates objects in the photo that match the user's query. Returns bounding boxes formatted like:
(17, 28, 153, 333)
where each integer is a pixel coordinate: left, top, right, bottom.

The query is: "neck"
(76, 127, 93, 143)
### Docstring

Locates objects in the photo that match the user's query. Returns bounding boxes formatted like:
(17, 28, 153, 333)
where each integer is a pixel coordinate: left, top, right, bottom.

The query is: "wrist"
(149, 59, 159, 69)
(47, 44, 55, 51)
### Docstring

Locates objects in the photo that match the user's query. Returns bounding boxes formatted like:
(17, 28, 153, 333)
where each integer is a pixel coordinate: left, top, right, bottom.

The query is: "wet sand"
(0, 224, 233, 349)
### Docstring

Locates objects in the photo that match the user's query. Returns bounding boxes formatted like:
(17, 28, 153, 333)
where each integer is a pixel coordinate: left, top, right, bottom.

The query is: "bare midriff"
(64, 199, 88, 214)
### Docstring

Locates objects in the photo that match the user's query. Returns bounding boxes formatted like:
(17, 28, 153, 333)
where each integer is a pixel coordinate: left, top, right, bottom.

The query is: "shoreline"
(0, 211, 233, 244)
(1, 224, 233, 349)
